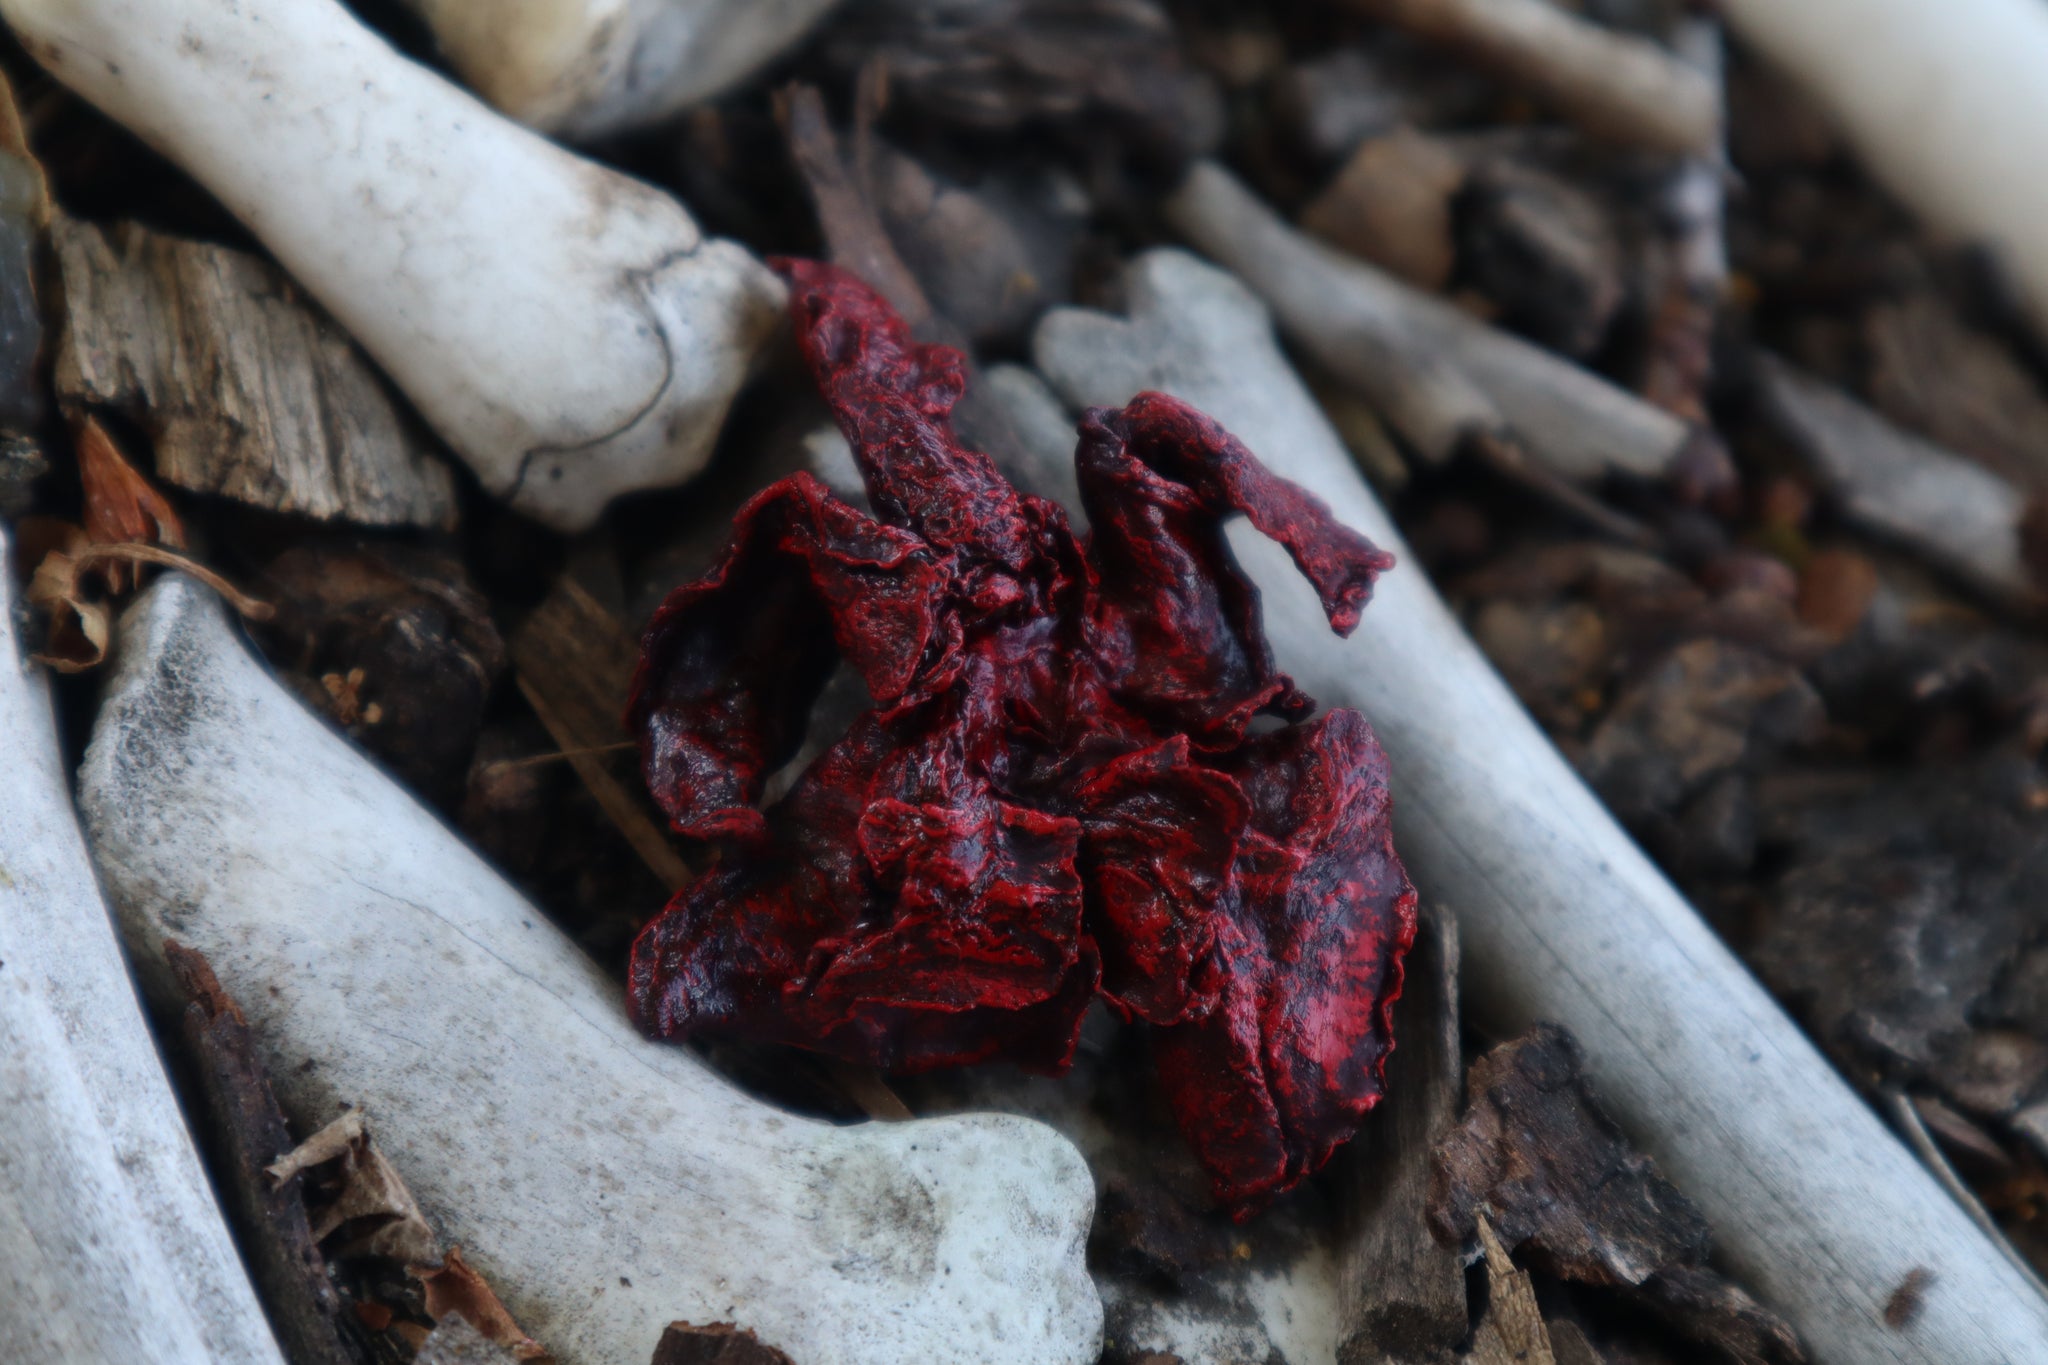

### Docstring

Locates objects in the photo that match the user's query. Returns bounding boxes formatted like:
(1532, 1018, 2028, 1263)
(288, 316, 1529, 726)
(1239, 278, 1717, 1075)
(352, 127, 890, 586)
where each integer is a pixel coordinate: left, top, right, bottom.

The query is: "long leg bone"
(79, 574, 1103, 1365)
(1032, 249, 2048, 1365)
(403, 0, 842, 140)
(0, 529, 283, 1365)
(1719, 0, 2048, 336)
(0, 0, 784, 532)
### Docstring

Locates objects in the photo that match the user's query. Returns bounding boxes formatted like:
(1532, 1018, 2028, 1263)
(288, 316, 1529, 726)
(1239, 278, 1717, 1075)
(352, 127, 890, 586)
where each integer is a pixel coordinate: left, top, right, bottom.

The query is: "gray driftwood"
(52, 216, 455, 527)
(0, 526, 284, 1365)
(1334, 902, 1466, 1363)
(1031, 247, 2048, 1365)
(1166, 161, 1689, 483)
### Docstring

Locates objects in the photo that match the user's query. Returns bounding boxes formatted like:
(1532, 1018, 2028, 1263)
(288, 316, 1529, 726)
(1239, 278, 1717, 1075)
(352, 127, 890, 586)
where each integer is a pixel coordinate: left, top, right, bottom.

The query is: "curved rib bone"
(1032, 249, 2048, 1365)
(0, 529, 283, 1365)
(405, 0, 842, 140)
(1, 0, 784, 532)
(79, 574, 1103, 1365)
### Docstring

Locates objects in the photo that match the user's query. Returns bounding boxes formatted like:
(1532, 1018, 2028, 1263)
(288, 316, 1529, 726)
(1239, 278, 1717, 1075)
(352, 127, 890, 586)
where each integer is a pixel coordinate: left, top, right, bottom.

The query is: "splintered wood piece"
(1032, 247, 2048, 1364)
(165, 943, 355, 1365)
(1465, 1216, 1555, 1365)
(0, 525, 283, 1364)
(1335, 901, 1466, 1364)
(1343, 0, 1720, 157)
(52, 217, 456, 527)
(1752, 354, 2038, 610)
(510, 575, 693, 894)
(1167, 162, 1689, 484)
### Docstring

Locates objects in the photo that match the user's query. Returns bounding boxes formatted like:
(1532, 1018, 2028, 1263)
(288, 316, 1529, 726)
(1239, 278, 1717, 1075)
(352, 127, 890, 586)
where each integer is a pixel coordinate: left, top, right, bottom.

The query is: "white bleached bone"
(79, 575, 1102, 1365)
(1032, 249, 2048, 1365)
(1, 0, 784, 532)
(406, 0, 842, 140)
(0, 529, 283, 1365)
(1166, 162, 1690, 484)
(1720, 0, 2048, 335)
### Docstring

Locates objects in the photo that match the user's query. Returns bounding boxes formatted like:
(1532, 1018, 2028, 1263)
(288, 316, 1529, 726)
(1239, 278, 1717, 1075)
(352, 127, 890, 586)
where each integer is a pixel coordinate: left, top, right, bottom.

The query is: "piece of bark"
(258, 543, 505, 809)
(1341, 0, 1720, 157)
(51, 216, 455, 528)
(1750, 354, 2038, 610)
(1301, 126, 1467, 291)
(510, 574, 694, 894)
(1455, 156, 1624, 361)
(1167, 161, 1690, 482)
(164, 942, 354, 1365)
(1433, 1026, 1804, 1365)
(0, 525, 284, 1364)
(1466, 1215, 1556, 1365)
(1033, 249, 2048, 1364)
(650, 1322, 795, 1365)
(1336, 902, 1467, 1364)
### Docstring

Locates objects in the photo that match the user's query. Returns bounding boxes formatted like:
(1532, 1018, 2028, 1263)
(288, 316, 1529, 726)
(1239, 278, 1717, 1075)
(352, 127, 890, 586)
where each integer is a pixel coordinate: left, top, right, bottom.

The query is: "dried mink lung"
(627, 258, 1417, 1212)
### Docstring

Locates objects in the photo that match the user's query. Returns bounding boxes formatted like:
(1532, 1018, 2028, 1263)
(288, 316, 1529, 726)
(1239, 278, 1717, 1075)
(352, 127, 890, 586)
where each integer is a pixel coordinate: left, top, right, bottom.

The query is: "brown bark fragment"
(649, 1321, 796, 1365)
(50, 215, 455, 527)
(1336, 902, 1468, 1363)
(162, 940, 355, 1365)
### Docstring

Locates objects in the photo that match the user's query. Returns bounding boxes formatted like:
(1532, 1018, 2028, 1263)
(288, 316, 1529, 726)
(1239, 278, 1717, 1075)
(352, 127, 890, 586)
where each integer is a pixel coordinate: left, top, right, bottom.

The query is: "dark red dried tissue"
(627, 260, 1417, 1212)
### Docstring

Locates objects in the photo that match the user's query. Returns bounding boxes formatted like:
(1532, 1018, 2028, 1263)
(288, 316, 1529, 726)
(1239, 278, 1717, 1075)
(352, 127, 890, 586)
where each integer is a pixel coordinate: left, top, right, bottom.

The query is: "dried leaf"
(417, 1247, 552, 1362)
(271, 1109, 440, 1266)
(23, 529, 273, 673)
(74, 412, 184, 591)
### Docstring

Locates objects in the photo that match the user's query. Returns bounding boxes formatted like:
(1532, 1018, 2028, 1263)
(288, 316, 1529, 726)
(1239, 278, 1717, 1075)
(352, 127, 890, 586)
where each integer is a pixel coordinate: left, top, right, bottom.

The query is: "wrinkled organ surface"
(627, 259, 1417, 1210)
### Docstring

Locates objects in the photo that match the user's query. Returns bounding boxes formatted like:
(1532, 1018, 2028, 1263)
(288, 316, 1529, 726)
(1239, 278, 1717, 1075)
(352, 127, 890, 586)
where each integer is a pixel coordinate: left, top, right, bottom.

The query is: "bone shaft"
(1034, 250, 2048, 1364)
(0, 526, 283, 1365)
(1165, 161, 1688, 484)
(1342, 0, 1720, 156)
(1721, 0, 2048, 333)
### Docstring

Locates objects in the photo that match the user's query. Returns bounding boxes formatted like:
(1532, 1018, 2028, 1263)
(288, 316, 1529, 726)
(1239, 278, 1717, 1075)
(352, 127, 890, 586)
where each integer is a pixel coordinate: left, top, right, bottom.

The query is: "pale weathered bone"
(79, 575, 1102, 1365)
(1, 0, 784, 532)
(1340, 0, 1720, 157)
(1032, 248, 2048, 1365)
(405, 0, 841, 140)
(1721, 0, 2048, 334)
(0, 528, 283, 1365)
(1752, 353, 2037, 610)
(1165, 161, 1689, 483)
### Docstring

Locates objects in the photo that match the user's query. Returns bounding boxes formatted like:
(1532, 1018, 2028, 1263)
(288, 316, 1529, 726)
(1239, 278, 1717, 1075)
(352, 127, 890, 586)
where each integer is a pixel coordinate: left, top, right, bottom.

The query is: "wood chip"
(164, 942, 354, 1365)
(1465, 1214, 1555, 1365)
(51, 216, 455, 527)
(1335, 901, 1467, 1363)
(510, 574, 695, 895)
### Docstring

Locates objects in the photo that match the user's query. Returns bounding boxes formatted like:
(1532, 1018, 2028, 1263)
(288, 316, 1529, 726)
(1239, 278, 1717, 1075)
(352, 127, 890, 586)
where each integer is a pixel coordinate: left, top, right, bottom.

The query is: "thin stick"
(77, 543, 276, 621)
